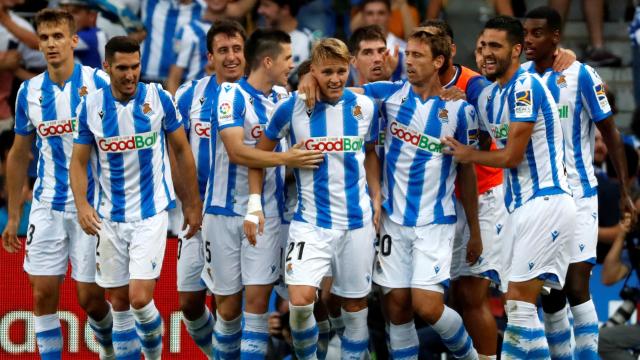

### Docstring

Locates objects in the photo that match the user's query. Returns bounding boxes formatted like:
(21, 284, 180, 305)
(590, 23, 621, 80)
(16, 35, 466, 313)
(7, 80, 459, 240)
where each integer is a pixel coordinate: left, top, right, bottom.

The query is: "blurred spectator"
(425, 0, 513, 19)
(630, 6, 640, 107)
(0, 0, 38, 50)
(297, 0, 334, 38)
(351, 0, 419, 40)
(551, 0, 622, 67)
(257, 0, 318, 88)
(60, 0, 106, 68)
(351, 0, 406, 81)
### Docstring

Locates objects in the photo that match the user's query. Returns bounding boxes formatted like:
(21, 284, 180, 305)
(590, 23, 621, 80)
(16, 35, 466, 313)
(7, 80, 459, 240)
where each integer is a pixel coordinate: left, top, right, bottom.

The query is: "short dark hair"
(206, 19, 247, 54)
(105, 36, 140, 62)
(269, 0, 304, 17)
(408, 31, 451, 75)
(524, 6, 562, 33)
(361, 0, 391, 11)
(418, 19, 454, 41)
(484, 15, 525, 47)
(244, 29, 291, 72)
(34, 8, 76, 34)
(348, 25, 386, 55)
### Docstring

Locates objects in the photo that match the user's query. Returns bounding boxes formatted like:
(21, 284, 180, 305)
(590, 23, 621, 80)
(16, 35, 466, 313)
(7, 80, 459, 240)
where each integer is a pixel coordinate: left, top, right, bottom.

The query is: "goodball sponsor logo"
(98, 131, 159, 153)
(37, 118, 77, 137)
(304, 136, 364, 153)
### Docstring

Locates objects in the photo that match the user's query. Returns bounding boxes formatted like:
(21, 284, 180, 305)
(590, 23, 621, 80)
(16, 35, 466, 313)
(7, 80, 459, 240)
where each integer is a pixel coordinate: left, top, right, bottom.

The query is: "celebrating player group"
(1, 4, 635, 360)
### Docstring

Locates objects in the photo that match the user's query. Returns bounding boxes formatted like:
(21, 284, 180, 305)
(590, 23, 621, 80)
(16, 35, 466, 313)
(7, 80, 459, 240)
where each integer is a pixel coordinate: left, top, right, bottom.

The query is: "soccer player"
(442, 16, 576, 358)
(174, 19, 247, 358)
(1, 9, 114, 360)
(70, 36, 202, 360)
(203, 29, 323, 358)
(522, 6, 635, 358)
(246, 37, 381, 360)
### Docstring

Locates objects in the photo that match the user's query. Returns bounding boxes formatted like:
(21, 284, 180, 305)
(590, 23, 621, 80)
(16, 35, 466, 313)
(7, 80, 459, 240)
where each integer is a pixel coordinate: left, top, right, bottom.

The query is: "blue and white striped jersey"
(74, 82, 182, 222)
(175, 75, 218, 200)
(204, 79, 288, 218)
(521, 61, 612, 198)
(14, 64, 109, 212)
(477, 68, 570, 213)
(363, 81, 478, 227)
(173, 19, 212, 82)
(264, 89, 378, 230)
(140, 0, 203, 80)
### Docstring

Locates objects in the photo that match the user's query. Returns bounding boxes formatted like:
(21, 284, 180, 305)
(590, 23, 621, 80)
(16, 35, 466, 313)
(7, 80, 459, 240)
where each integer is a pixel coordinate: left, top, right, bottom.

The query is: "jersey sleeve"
(508, 76, 542, 123)
(365, 99, 380, 144)
(578, 64, 612, 123)
(265, 95, 296, 141)
(93, 69, 110, 88)
(156, 84, 182, 133)
(465, 75, 491, 108)
(74, 98, 94, 144)
(454, 102, 479, 146)
(13, 81, 34, 135)
(362, 81, 404, 100)
(175, 81, 195, 131)
(216, 83, 245, 130)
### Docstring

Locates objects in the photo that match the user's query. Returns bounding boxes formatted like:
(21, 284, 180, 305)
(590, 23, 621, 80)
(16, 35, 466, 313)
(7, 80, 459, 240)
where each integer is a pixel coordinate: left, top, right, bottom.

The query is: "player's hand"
(2, 220, 21, 253)
(372, 196, 382, 233)
(619, 212, 633, 235)
(552, 48, 576, 72)
(284, 143, 324, 169)
(298, 73, 320, 108)
(466, 234, 483, 265)
(268, 312, 283, 337)
(441, 136, 474, 163)
(440, 87, 466, 101)
(77, 202, 101, 236)
(620, 192, 637, 226)
(182, 202, 203, 239)
(0, 50, 21, 71)
(244, 210, 265, 246)
(383, 44, 400, 80)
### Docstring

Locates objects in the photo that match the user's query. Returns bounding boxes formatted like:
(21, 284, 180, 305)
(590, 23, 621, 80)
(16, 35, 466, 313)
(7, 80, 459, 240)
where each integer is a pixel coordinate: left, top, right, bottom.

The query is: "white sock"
(329, 314, 345, 338)
(112, 309, 141, 359)
(389, 321, 419, 360)
(341, 308, 369, 359)
(213, 312, 241, 359)
(571, 300, 599, 359)
(183, 307, 214, 359)
(132, 300, 163, 360)
(241, 312, 270, 357)
(502, 300, 549, 360)
(543, 307, 572, 360)
(289, 303, 318, 360)
(317, 320, 331, 360)
(432, 306, 478, 360)
(34, 314, 63, 359)
(88, 306, 114, 359)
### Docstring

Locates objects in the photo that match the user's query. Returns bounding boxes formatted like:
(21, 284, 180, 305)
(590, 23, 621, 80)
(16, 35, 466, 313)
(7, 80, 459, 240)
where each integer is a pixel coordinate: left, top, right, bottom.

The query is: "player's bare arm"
(442, 121, 534, 168)
(167, 127, 203, 239)
(596, 117, 637, 222)
(166, 65, 185, 95)
(219, 127, 323, 169)
(69, 142, 102, 236)
(551, 47, 576, 72)
(457, 163, 482, 264)
(364, 144, 382, 232)
(1, 134, 34, 253)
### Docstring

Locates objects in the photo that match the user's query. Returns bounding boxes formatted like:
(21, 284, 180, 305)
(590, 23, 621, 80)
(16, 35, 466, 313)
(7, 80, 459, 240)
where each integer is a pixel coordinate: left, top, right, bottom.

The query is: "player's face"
(104, 51, 141, 99)
(480, 29, 519, 80)
(405, 38, 442, 86)
(61, 4, 95, 29)
(206, 0, 228, 12)
(257, 0, 280, 27)
(523, 18, 559, 61)
(37, 22, 78, 67)
(593, 129, 608, 164)
(353, 39, 387, 83)
(269, 43, 294, 87)
(311, 59, 349, 103)
(210, 33, 245, 82)
(474, 35, 489, 78)
(362, 2, 389, 29)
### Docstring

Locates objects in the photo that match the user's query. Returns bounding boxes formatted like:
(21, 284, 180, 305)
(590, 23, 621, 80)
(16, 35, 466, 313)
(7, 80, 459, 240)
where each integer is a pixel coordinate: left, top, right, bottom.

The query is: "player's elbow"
(504, 152, 524, 168)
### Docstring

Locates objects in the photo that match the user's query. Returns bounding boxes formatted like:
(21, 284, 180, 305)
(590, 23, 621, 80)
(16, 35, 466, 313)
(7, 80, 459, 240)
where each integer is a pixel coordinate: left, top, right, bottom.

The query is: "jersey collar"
(43, 63, 82, 90)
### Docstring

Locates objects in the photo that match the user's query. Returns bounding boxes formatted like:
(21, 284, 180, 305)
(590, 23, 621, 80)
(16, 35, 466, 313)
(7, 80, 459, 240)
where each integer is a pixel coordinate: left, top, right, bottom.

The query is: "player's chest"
(92, 100, 163, 152)
(29, 86, 88, 138)
(293, 103, 370, 140)
(541, 72, 578, 122)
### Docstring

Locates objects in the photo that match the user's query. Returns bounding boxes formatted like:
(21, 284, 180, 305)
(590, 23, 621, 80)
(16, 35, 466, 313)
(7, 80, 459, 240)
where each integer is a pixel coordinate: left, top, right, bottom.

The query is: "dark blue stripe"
(132, 85, 157, 219)
(36, 327, 62, 339)
(291, 326, 319, 341)
(102, 90, 126, 221)
(215, 330, 242, 344)
(140, 0, 157, 77)
(294, 343, 318, 359)
(341, 337, 368, 352)
(343, 99, 364, 228)
(525, 141, 539, 194)
(546, 329, 571, 344)
(574, 323, 598, 336)
(135, 314, 162, 332)
(159, 5, 179, 78)
(191, 21, 209, 79)
(575, 67, 597, 196)
(113, 329, 138, 342)
(310, 103, 332, 228)
(442, 323, 466, 347)
(242, 330, 269, 342)
(532, 78, 561, 190)
(391, 345, 419, 358)
(528, 346, 551, 359)
(138, 334, 162, 349)
(502, 341, 528, 359)
(215, 349, 241, 360)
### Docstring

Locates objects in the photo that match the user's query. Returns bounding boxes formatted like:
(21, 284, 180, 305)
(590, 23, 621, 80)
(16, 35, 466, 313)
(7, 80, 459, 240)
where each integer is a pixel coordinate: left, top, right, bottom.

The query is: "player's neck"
(278, 17, 297, 34)
(247, 71, 274, 96)
(439, 63, 457, 88)
(202, 7, 220, 22)
(496, 62, 520, 87)
(411, 76, 442, 101)
(47, 59, 75, 87)
(533, 52, 556, 74)
(111, 84, 137, 103)
(216, 74, 241, 85)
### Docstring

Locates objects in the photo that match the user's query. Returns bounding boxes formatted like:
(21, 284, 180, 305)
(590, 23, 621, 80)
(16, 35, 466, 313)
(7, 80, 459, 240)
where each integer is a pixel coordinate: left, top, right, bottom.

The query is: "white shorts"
(274, 223, 290, 300)
(95, 211, 169, 288)
(285, 220, 375, 299)
(176, 230, 206, 292)
(23, 199, 97, 282)
(506, 193, 576, 290)
(201, 214, 281, 296)
(568, 195, 598, 264)
(451, 185, 507, 288)
(372, 213, 454, 292)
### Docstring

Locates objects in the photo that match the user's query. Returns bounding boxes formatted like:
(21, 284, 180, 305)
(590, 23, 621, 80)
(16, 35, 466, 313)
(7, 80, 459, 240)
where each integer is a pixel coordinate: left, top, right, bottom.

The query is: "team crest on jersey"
(78, 86, 88, 97)
(142, 102, 153, 115)
(514, 90, 533, 118)
(556, 75, 567, 88)
(437, 108, 449, 123)
(352, 105, 363, 120)
(593, 84, 610, 111)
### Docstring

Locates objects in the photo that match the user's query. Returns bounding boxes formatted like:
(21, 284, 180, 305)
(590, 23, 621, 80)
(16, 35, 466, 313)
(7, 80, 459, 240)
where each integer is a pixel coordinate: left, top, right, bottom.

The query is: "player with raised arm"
(70, 36, 202, 360)
(442, 16, 576, 359)
(202, 29, 323, 359)
(1, 9, 114, 360)
(522, 7, 636, 358)
(246, 38, 381, 360)
(174, 19, 247, 359)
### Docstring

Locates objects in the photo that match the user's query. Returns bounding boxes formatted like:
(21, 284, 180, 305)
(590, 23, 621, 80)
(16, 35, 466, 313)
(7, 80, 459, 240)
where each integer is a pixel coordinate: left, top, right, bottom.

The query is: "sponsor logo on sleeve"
(389, 121, 442, 153)
(514, 90, 533, 118)
(98, 131, 159, 153)
(193, 121, 211, 138)
(303, 136, 365, 153)
(593, 84, 610, 111)
(37, 118, 77, 137)
(467, 129, 478, 145)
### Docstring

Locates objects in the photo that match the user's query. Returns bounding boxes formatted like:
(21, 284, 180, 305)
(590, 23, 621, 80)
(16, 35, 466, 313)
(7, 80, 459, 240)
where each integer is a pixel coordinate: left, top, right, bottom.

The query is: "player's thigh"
(66, 213, 98, 283)
(567, 195, 598, 265)
(95, 219, 130, 289)
(284, 220, 334, 290)
(412, 223, 455, 294)
(202, 214, 242, 296)
(128, 211, 169, 281)
(23, 200, 68, 277)
(241, 216, 281, 286)
(332, 222, 376, 299)
(372, 213, 414, 289)
(176, 230, 206, 292)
